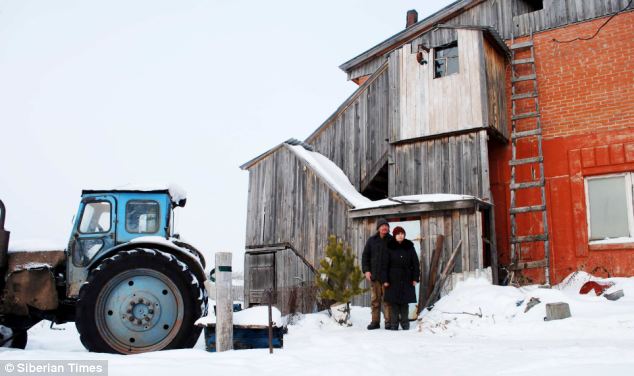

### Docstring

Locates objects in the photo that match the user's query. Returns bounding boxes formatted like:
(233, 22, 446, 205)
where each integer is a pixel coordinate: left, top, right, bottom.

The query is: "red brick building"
(491, 10, 634, 282)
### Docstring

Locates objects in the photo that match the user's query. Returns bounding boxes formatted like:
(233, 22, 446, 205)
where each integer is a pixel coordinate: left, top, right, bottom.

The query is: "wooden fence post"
(215, 252, 233, 352)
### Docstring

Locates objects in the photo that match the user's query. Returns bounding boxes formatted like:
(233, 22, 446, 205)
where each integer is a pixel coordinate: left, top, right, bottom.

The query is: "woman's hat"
(392, 226, 406, 236)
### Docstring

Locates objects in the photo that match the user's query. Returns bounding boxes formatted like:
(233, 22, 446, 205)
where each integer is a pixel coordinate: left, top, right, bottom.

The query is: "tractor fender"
(87, 241, 207, 286)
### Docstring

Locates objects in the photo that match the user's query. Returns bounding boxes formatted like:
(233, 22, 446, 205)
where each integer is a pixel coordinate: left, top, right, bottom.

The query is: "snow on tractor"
(0, 186, 208, 354)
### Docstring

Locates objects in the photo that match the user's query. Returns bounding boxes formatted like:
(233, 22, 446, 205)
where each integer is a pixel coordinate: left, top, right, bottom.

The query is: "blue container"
(203, 324, 284, 352)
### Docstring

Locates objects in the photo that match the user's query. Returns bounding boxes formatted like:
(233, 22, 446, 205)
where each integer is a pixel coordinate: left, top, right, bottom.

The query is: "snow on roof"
(287, 144, 479, 210)
(286, 144, 371, 208)
(83, 183, 187, 204)
(353, 194, 477, 210)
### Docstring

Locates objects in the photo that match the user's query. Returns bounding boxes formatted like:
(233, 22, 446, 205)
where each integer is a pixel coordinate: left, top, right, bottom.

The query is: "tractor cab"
(69, 190, 182, 267)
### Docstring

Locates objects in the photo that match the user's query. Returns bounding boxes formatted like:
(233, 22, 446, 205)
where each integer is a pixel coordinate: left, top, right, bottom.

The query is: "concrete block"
(604, 289, 624, 301)
(544, 302, 571, 321)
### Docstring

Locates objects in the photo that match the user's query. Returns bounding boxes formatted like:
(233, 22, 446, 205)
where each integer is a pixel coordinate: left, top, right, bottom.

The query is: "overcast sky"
(0, 0, 454, 271)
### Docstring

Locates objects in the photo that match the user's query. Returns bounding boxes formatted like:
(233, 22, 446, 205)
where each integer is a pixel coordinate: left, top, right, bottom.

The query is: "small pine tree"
(315, 235, 367, 325)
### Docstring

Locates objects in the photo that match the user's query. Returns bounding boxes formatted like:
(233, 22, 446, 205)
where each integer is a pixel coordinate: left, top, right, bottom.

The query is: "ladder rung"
(510, 179, 545, 190)
(512, 129, 541, 139)
(509, 156, 543, 166)
(512, 112, 539, 120)
(512, 74, 537, 83)
(512, 92, 538, 100)
(510, 41, 534, 50)
(512, 58, 535, 65)
(510, 259, 547, 271)
(511, 234, 548, 244)
(510, 205, 546, 214)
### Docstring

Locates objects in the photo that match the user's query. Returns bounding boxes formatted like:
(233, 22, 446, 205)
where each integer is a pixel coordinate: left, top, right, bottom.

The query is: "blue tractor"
(0, 186, 208, 354)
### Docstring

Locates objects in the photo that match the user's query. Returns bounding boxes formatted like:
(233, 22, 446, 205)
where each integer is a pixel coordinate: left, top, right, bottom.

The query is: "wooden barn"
(242, 0, 634, 313)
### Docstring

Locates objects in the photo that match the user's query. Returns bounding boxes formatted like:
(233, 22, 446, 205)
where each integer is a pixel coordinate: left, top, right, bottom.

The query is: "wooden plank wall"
(274, 248, 316, 315)
(390, 29, 487, 143)
(346, 55, 387, 81)
(390, 131, 490, 199)
(307, 69, 391, 192)
(245, 146, 352, 268)
(348, 0, 633, 82)
(417, 208, 484, 305)
(243, 252, 275, 305)
(483, 36, 509, 139)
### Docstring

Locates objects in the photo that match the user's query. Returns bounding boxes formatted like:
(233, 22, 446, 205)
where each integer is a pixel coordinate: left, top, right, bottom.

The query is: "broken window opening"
(434, 41, 459, 78)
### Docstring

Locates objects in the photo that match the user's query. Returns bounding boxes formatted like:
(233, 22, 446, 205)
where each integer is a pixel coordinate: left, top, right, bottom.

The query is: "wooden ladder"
(508, 33, 550, 286)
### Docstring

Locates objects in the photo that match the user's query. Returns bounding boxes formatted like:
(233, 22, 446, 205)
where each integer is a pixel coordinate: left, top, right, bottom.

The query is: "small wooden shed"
(240, 140, 496, 314)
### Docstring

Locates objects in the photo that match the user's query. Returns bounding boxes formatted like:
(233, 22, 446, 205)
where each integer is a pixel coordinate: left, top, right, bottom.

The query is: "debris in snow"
(604, 289, 624, 301)
(579, 281, 614, 295)
(524, 297, 541, 313)
(544, 302, 571, 321)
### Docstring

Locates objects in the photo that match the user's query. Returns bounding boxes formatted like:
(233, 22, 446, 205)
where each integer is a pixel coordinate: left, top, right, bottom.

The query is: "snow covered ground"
(2, 272, 634, 375)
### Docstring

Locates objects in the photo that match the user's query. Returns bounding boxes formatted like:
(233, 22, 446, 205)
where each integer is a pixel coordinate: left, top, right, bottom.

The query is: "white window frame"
(584, 172, 634, 244)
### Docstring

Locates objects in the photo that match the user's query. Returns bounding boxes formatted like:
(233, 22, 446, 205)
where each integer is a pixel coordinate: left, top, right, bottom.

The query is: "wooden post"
(215, 252, 233, 352)
(267, 288, 273, 354)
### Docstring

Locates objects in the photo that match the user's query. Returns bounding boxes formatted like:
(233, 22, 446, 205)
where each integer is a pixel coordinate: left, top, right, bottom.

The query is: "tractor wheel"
(76, 248, 207, 354)
(0, 327, 27, 349)
(10, 330, 27, 349)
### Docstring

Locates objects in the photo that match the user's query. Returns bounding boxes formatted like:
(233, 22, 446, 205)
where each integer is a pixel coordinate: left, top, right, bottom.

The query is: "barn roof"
(339, 0, 492, 74)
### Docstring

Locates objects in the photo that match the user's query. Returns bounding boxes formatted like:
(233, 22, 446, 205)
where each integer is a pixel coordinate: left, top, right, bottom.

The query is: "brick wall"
(532, 10, 634, 139)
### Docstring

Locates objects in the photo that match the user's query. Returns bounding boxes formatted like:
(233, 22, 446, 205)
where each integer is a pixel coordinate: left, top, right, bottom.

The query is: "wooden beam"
(349, 199, 489, 219)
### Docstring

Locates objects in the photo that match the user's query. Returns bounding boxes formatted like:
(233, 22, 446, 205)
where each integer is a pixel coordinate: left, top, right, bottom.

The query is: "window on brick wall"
(585, 173, 634, 242)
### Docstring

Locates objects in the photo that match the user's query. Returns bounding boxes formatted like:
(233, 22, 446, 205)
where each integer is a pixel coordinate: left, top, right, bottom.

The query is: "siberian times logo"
(1, 360, 107, 375)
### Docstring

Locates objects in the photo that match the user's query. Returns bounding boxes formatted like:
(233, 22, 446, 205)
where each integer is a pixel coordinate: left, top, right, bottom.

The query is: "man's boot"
(367, 322, 380, 330)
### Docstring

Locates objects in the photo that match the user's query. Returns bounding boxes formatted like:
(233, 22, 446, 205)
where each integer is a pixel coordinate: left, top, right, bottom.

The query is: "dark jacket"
(381, 239, 420, 304)
(361, 233, 392, 282)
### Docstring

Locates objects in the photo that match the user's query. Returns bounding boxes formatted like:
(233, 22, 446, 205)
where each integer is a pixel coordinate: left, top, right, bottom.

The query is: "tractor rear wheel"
(76, 248, 206, 354)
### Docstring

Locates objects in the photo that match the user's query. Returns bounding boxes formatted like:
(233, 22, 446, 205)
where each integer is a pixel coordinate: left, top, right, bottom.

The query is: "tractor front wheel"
(76, 249, 206, 354)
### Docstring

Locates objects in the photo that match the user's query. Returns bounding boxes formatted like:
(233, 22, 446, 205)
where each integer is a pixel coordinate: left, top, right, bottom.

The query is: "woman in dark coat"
(381, 226, 420, 330)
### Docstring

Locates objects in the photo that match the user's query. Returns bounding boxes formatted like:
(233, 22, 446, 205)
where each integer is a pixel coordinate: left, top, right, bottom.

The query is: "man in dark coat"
(361, 218, 392, 330)
(381, 226, 420, 330)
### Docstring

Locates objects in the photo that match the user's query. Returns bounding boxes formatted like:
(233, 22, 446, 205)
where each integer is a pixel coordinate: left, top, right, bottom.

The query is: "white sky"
(0, 0, 454, 271)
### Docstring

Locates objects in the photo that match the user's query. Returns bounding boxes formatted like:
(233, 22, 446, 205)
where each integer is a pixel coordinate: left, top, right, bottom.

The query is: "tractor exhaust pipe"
(0, 200, 10, 269)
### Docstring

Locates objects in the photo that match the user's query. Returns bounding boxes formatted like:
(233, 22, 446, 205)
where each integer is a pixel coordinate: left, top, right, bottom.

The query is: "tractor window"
(126, 200, 160, 234)
(79, 201, 112, 234)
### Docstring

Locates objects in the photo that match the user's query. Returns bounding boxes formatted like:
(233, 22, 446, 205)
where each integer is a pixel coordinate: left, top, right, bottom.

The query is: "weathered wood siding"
(390, 130, 491, 199)
(346, 55, 387, 81)
(245, 146, 352, 266)
(417, 208, 484, 305)
(243, 252, 275, 305)
(483, 36, 509, 139)
(425, 0, 633, 42)
(391, 29, 488, 143)
(244, 248, 317, 315)
(347, 0, 633, 82)
(307, 67, 391, 192)
(244, 146, 381, 311)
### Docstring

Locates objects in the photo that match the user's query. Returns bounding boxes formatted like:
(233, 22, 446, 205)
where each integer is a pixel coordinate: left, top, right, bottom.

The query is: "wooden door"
(246, 252, 276, 306)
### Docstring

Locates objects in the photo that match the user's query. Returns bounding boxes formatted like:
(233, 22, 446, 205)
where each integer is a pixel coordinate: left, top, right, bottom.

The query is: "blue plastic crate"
(203, 324, 284, 352)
